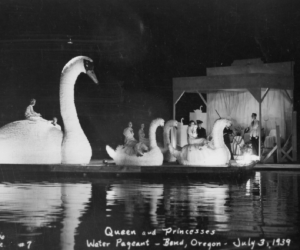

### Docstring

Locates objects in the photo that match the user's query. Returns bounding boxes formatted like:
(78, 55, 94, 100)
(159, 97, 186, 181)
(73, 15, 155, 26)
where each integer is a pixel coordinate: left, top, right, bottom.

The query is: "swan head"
(151, 118, 165, 128)
(158, 118, 165, 127)
(219, 118, 232, 128)
(213, 118, 232, 129)
(173, 120, 178, 128)
(83, 59, 98, 84)
(62, 56, 99, 84)
(167, 120, 178, 129)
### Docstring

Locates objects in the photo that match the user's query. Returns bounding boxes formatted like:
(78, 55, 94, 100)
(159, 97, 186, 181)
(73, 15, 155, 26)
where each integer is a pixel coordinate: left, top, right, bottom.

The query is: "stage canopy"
(172, 59, 294, 141)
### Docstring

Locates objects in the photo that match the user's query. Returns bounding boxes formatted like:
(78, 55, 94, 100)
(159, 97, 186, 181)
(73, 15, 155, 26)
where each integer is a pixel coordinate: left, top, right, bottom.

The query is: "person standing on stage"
(223, 123, 234, 160)
(247, 113, 260, 155)
(196, 120, 206, 139)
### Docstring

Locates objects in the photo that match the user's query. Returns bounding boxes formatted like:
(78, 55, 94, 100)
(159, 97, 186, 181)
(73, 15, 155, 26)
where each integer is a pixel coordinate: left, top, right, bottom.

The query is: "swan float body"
(0, 120, 62, 164)
(160, 120, 178, 162)
(169, 118, 232, 167)
(106, 118, 165, 166)
(0, 56, 98, 164)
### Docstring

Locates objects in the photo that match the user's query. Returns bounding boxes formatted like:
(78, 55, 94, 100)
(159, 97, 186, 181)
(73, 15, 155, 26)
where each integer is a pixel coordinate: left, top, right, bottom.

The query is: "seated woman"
(231, 131, 245, 157)
(123, 121, 137, 146)
(138, 123, 150, 147)
(187, 120, 206, 145)
(25, 99, 47, 122)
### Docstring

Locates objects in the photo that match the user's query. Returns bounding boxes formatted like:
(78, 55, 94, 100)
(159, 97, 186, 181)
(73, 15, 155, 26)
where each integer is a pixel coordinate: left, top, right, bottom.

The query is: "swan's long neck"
(212, 121, 226, 148)
(60, 61, 84, 132)
(149, 119, 162, 149)
(163, 120, 175, 148)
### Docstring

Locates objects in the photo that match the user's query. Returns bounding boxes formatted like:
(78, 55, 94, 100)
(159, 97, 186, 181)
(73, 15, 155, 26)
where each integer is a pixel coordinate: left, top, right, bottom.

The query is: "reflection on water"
(0, 183, 62, 229)
(60, 183, 91, 250)
(0, 171, 299, 250)
(107, 183, 164, 226)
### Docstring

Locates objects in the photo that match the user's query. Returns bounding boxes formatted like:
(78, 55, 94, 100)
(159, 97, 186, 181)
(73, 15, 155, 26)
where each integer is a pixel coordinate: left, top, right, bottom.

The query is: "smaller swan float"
(169, 118, 232, 166)
(160, 120, 178, 162)
(106, 118, 165, 166)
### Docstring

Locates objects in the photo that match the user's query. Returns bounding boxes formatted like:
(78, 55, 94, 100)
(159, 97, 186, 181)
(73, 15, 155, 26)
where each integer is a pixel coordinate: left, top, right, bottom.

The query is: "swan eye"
(83, 59, 94, 71)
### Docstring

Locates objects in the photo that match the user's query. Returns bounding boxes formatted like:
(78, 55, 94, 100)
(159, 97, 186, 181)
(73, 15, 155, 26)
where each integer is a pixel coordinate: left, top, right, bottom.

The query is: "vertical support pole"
(276, 125, 281, 163)
(292, 111, 297, 161)
(173, 91, 185, 119)
(259, 98, 262, 160)
(172, 90, 185, 147)
(172, 103, 177, 147)
(173, 103, 176, 120)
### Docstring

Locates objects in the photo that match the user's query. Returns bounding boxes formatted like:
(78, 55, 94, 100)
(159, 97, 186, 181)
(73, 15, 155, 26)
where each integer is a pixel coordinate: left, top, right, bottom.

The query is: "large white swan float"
(169, 118, 232, 167)
(106, 118, 165, 166)
(60, 56, 98, 164)
(0, 56, 98, 164)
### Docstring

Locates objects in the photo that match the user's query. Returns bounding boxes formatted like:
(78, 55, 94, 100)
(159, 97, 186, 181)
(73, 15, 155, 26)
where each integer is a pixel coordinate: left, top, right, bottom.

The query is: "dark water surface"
(0, 171, 299, 250)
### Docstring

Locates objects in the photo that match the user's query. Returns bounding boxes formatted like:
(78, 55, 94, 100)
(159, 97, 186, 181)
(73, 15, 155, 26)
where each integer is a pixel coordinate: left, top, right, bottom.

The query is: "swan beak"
(86, 70, 99, 84)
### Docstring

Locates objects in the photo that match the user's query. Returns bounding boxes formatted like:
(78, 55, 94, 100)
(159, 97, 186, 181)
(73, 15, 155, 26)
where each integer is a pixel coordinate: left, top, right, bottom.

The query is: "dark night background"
(0, 0, 300, 158)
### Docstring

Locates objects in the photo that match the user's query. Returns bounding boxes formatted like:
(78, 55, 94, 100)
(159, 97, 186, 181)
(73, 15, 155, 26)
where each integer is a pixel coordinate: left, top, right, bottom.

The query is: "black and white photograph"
(0, 0, 300, 249)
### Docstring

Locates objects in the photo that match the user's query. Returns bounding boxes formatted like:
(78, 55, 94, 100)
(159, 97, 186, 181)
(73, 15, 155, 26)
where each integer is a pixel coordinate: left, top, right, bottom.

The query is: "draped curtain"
(206, 89, 293, 139)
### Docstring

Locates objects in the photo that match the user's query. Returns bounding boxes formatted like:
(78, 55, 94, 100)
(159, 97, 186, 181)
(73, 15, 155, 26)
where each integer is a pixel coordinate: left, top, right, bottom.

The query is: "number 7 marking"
(27, 241, 32, 249)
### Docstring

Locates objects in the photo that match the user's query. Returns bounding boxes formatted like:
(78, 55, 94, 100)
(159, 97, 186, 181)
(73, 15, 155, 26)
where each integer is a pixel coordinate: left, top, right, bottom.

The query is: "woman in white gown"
(25, 99, 47, 122)
(123, 121, 137, 144)
(138, 123, 150, 147)
(231, 131, 245, 157)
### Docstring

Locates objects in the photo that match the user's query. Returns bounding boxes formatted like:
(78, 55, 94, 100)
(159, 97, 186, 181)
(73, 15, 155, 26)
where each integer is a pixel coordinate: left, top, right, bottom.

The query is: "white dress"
(187, 126, 205, 145)
(25, 105, 48, 122)
(123, 127, 138, 155)
(231, 136, 245, 156)
(25, 105, 40, 119)
(138, 128, 150, 147)
(123, 128, 137, 144)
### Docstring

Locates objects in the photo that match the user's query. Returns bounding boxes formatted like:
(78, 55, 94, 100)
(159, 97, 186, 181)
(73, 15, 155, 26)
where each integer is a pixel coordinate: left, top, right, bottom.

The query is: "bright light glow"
(236, 152, 259, 166)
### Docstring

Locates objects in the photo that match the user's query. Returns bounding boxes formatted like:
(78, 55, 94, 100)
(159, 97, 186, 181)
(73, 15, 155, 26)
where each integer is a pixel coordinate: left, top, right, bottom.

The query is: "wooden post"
(172, 103, 177, 147)
(173, 91, 185, 120)
(259, 98, 262, 161)
(173, 103, 176, 120)
(172, 91, 185, 147)
(276, 125, 281, 163)
(292, 111, 297, 161)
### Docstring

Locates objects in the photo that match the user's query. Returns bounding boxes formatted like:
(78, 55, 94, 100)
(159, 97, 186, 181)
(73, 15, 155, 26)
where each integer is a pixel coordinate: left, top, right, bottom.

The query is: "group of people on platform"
(187, 113, 260, 158)
(187, 120, 207, 144)
(123, 122, 149, 146)
(121, 112, 260, 158)
(222, 113, 260, 158)
(122, 121, 150, 156)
